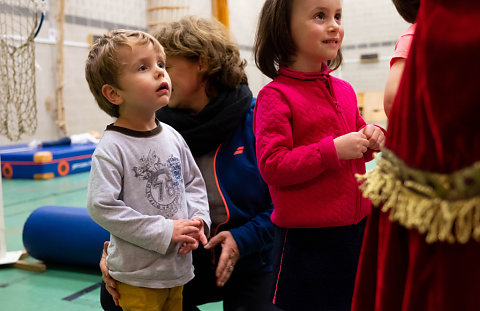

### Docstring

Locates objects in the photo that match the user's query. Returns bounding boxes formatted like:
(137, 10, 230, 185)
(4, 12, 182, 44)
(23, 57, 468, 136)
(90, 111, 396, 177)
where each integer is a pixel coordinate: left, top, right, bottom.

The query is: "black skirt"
(271, 218, 366, 311)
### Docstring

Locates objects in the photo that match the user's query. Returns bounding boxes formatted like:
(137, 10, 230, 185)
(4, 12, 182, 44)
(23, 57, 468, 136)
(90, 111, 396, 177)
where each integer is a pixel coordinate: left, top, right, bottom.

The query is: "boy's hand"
(359, 125, 385, 150)
(334, 132, 369, 160)
(99, 241, 120, 306)
(178, 240, 198, 254)
(177, 218, 207, 255)
(192, 217, 208, 246)
(172, 219, 201, 244)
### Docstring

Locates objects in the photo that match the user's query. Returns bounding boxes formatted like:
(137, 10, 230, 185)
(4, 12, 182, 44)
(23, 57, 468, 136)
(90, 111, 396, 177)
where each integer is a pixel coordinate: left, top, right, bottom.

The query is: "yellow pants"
(117, 282, 183, 311)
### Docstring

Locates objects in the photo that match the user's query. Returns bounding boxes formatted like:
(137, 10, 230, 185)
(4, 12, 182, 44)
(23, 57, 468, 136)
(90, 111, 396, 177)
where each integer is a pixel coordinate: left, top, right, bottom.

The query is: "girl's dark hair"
(253, 0, 343, 79)
(392, 0, 420, 24)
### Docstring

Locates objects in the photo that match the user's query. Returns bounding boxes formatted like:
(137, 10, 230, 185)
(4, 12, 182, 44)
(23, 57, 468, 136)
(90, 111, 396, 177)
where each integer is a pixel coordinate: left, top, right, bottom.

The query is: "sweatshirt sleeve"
(229, 201, 274, 258)
(87, 145, 173, 255)
(253, 89, 341, 187)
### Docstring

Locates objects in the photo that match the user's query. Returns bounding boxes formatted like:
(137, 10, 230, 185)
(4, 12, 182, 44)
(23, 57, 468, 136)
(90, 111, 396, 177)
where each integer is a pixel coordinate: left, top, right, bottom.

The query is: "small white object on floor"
(0, 250, 23, 265)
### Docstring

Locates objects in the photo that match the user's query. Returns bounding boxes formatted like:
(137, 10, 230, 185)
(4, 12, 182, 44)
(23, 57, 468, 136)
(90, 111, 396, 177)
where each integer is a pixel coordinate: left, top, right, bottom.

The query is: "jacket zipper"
(211, 143, 231, 265)
(326, 77, 360, 223)
(326, 77, 349, 131)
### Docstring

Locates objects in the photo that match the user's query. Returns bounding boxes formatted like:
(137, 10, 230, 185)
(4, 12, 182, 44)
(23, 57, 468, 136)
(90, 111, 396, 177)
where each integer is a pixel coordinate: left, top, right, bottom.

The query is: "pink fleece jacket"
(253, 64, 377, 228)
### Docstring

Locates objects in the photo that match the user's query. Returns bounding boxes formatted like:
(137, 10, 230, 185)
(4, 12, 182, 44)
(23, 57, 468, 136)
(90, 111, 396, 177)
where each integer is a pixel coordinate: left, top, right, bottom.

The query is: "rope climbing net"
(0, 0, 45, 141)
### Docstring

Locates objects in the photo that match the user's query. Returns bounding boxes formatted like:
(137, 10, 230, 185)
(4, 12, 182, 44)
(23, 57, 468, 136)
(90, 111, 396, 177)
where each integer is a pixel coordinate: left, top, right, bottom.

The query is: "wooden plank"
(19, 250, 29, 260)
(11, 260, 46, 273)
(9, 251, 46, 272)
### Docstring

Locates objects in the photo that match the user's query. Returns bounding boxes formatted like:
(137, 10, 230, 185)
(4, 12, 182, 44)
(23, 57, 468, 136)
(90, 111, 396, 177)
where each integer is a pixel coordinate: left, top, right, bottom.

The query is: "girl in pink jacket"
(253, 0, 385, 310)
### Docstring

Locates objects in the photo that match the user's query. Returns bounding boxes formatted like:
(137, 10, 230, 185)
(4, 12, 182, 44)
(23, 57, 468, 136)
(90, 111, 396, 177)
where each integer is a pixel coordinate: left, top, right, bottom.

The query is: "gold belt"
(357, 148, 480, 244)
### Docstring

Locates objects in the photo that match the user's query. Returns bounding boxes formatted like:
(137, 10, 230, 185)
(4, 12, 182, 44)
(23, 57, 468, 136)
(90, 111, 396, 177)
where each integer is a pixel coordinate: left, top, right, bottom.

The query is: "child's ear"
(101, 84, 123, 106)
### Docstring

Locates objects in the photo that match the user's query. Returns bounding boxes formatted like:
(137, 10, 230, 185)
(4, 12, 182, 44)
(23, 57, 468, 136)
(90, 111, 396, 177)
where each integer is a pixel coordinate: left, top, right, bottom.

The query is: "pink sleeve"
(253, 89, 340, 187)
(390, 24, 416, 67)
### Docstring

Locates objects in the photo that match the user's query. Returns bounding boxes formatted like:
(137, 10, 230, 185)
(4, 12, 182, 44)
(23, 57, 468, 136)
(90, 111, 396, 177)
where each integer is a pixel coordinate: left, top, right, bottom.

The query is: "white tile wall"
(339, 0, 412, 93)
(228, 1, 263, 47)
(189, 0, 211, 18)
(0, 0, 412, 144)
(64, 0, 147, 28)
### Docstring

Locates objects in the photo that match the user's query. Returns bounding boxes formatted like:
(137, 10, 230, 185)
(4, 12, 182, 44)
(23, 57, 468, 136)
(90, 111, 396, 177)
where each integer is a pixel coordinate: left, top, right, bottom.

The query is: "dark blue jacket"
(213, 100, 274, 273)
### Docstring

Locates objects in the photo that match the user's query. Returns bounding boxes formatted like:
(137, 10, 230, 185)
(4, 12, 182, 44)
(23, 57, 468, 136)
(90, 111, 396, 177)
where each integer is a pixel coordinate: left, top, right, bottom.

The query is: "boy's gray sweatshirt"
(87, 122, 210, 289)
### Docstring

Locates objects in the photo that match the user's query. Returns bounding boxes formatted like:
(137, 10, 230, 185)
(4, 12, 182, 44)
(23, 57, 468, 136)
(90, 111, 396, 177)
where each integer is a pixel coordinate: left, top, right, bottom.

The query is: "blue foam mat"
(0, 143, 96, 179)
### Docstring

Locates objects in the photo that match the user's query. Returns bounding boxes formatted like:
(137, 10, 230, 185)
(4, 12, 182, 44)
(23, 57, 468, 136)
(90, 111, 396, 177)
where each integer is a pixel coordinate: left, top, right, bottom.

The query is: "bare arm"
(384, 59, 406, 117)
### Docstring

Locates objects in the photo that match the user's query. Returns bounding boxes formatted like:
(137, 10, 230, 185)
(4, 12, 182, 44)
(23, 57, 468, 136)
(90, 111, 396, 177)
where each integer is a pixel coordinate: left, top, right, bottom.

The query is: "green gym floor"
(0, 172, 222, 311)
(0, 157, 379, 311)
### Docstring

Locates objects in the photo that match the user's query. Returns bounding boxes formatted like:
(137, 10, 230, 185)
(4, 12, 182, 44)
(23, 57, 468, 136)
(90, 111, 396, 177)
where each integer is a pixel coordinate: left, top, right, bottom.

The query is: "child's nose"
(155, 66, 164, 78)
(327, 19, 340, 32)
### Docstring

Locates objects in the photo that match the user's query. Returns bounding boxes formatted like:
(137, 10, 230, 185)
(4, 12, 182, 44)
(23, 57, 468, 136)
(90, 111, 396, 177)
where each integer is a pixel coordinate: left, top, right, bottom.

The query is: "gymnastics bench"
(0, 142, 96, 179)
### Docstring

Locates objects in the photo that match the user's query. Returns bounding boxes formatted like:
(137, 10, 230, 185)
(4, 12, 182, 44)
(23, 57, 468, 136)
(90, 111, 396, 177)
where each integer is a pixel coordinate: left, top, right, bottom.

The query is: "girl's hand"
(334, 132, 369, 160)
(359, 125, 385, 150)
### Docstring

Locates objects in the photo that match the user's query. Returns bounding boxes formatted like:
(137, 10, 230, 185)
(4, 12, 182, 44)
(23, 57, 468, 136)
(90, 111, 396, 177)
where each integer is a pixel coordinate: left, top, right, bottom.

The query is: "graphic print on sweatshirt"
(132, 150, 183, 217)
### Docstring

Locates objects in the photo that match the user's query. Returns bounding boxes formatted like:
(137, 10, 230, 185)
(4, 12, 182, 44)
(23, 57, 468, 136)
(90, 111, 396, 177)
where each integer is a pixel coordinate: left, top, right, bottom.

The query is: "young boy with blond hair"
(85, 29, 210, 311)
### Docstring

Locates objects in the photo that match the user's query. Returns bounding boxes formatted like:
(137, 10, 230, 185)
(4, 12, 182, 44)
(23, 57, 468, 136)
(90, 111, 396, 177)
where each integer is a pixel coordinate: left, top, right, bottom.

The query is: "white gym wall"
(0, 0, 409, 145)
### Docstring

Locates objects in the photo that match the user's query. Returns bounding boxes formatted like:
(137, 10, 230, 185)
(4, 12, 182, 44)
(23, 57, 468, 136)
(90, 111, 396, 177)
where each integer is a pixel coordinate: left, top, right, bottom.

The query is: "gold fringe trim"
(357, 149, 480, 244)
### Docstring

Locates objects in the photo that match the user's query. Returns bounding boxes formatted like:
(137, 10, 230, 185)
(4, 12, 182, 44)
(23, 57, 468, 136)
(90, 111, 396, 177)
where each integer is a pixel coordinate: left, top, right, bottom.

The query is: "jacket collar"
(278, 62, 332, 81)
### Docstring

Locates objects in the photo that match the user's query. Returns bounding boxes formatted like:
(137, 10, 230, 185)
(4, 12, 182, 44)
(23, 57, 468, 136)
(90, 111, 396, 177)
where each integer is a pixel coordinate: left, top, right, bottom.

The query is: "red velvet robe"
(352, 0, 480, 310)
